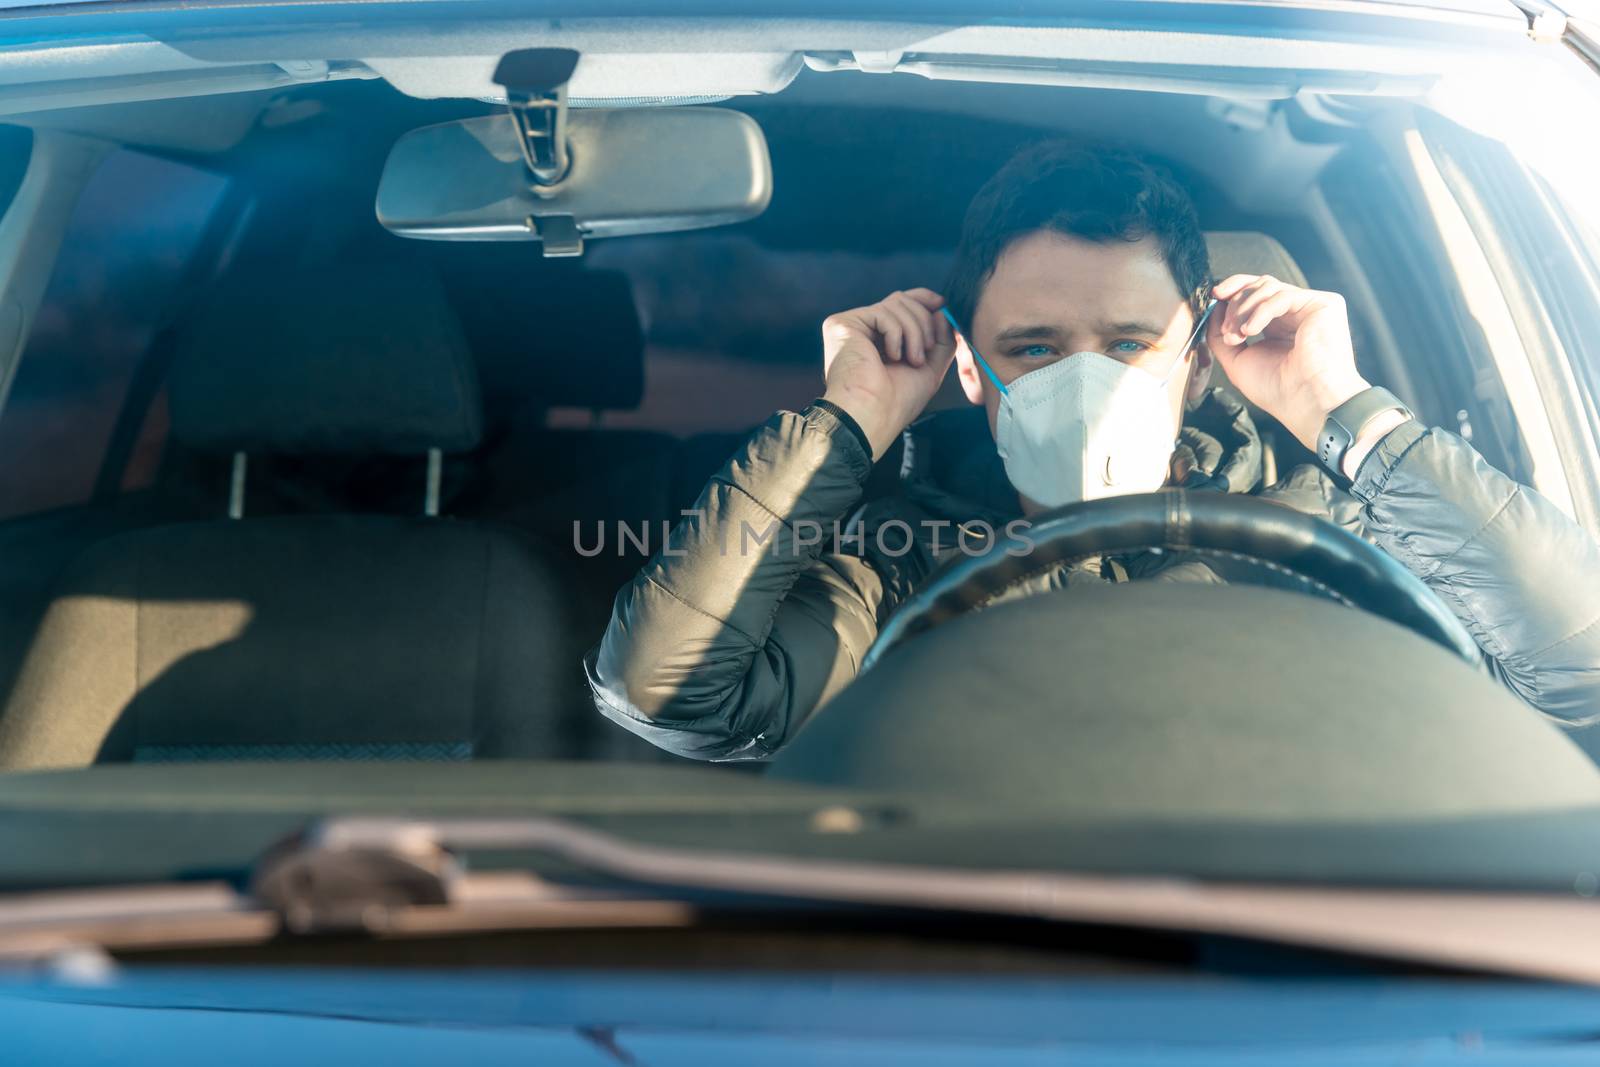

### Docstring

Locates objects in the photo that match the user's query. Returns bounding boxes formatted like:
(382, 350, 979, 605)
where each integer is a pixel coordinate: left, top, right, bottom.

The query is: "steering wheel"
(861, 490, 1481, 671)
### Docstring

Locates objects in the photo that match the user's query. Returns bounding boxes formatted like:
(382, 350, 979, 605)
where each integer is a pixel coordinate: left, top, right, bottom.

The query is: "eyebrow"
(992, 324, 1062, 344)
(1106, 320, 1168, 338)
(992, 320, 1168, 344)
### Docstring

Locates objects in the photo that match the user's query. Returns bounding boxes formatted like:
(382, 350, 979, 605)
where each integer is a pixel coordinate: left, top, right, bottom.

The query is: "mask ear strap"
(940, 308, 1009, 396)
(1182, 298, 1219, 358)
(1175, 298, 1220, 411)
(1167, 297, 1219, 387)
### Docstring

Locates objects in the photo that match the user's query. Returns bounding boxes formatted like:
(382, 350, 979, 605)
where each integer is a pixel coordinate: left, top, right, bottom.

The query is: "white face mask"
(942, 301, 1215, 509)
(995, 351, 1184, 507)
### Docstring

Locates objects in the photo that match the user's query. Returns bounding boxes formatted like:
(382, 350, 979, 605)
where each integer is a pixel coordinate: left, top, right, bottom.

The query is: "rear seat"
(0, 261, 604, 768)
(431, 265, 734, 761)
(443, 269, 675, 630)
(0, 254, 778, 766)
(437, 265, 904, 653)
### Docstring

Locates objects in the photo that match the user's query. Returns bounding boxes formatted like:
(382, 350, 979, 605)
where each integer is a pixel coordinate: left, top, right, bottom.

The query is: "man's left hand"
(1205, 274, 1372, 453)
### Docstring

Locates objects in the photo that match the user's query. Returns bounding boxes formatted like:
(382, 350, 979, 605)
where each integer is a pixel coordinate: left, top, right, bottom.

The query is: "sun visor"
(364, 52, 805, 103)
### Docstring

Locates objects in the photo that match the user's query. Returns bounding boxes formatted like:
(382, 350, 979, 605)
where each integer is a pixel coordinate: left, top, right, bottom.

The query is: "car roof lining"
(1, 69, 1349, 224)
(0, 6, 1531, 204)
(0, 6, 1529, 120)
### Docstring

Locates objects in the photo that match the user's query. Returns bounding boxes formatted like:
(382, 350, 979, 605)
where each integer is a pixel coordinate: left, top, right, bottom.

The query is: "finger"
(1211, 273, 1261, 301)
(1218, 284, 1257, 342)
(1205, 307, 1243, 369)
(870, 300, 908, 367)
(888, 294, 932, 367)
(864, 305, 904, 363)
(1236, 288, 1306, 341)
(882, 319, 905, 363)
(1221, 278, 1285, 342)
(1220, 276, 1282, 342)
(901, 287, 946, 312)
(884, 294, 934, 367)
(1219, 273, 1271, 320)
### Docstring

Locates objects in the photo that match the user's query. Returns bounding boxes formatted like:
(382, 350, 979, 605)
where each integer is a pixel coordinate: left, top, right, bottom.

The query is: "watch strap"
(1317, 387, 1412, 476)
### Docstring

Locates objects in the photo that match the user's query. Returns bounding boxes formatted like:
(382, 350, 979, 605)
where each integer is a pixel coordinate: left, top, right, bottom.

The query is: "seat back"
(0, 262, 585, 769)
(448, 270, 677, 625)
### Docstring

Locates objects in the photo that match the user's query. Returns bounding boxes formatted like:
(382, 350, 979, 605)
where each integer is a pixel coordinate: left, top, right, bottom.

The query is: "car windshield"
(2, 0, 1600, 999)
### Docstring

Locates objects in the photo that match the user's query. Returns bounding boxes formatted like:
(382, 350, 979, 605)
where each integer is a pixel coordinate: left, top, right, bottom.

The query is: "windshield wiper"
(242, 815, 1600, 985)
(4, 814, 1600, 985)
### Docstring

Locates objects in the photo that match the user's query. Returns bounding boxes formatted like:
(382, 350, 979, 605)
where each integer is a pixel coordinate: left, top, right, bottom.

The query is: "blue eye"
(1109, 340, 1147, 355)
(1017, 344, 1054, 359)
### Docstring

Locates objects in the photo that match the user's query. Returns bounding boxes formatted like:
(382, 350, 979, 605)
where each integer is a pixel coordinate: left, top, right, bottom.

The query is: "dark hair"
(945, 142, 1210, 331)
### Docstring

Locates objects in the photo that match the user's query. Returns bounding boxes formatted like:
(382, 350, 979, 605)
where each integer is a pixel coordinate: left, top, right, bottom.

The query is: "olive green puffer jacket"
(586, 391, 1600, 761)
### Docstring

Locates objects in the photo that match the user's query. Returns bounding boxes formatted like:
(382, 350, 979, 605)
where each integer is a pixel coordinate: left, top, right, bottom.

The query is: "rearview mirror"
(375, 107, 773, 254)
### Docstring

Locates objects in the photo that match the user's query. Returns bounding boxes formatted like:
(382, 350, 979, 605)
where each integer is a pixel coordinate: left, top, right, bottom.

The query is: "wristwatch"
(1316, 386, 1412, 478)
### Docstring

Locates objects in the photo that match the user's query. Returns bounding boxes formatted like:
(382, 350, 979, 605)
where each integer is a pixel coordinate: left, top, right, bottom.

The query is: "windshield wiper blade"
(0, 816, 721, 967)
(245, 815, 1600, 986)
(252, 816, 702, 938)
(3, 814, 1597, 983)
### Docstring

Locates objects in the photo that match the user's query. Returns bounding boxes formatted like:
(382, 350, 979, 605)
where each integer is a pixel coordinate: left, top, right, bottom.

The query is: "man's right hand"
(821, 288, 956, 461)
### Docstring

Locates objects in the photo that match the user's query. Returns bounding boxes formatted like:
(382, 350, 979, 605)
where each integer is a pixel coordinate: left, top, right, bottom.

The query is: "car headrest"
(169, 263, 484, 456)
(442, 266, 645, 425)
(1203, 231, 1309, 289)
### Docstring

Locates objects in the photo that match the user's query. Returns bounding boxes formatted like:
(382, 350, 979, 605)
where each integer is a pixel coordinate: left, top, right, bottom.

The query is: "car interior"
(0, 62, 1594, 770)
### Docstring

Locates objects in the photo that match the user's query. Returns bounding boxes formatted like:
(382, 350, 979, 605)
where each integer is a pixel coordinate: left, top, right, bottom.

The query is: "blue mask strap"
(940, 308, 1009, 396)
(1181, 298, 1219, 360)
(1157, 297, 1219, 386)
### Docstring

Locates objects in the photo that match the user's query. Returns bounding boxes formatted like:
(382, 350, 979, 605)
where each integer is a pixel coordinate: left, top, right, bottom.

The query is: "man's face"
(958, 230, 1210, 443)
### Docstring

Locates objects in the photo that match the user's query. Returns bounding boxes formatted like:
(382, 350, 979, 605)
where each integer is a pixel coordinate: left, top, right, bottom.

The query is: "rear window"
(586, 231, 956, 435)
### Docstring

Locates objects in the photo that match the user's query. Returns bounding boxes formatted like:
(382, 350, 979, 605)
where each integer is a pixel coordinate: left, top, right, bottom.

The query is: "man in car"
(586, 141, 1600, 761)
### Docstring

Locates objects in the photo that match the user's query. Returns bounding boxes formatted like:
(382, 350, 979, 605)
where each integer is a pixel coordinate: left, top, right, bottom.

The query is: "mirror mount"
(495, 48, 585, 255)
(493, 48, 579, 189)
(525, 213, 583, 257)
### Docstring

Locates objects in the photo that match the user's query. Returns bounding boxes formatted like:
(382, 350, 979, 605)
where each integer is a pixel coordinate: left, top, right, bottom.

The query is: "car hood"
(7, 969, 1600, 1065)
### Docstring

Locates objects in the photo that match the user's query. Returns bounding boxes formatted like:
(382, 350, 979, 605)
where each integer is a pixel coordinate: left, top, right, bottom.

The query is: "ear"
(1184, 342, 1215, 410)
(954, 335, 987, 406)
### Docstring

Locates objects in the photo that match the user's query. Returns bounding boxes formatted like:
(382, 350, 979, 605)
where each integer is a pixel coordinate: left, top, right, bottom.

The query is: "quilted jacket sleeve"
(1347, 419, 1600, 724)
(585, 405, 890, 760)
